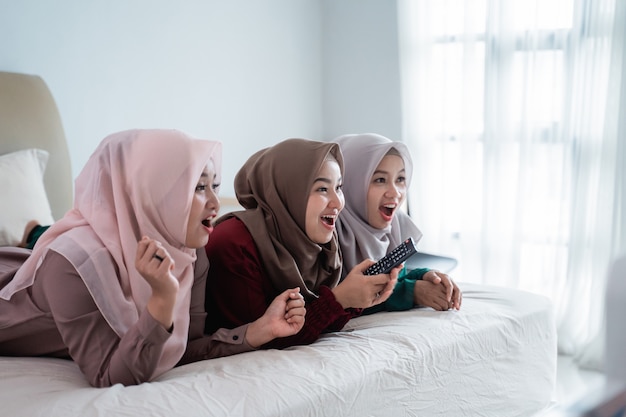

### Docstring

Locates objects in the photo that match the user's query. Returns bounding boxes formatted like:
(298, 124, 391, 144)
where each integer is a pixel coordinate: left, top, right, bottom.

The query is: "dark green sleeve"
(362, 267, 430, 315)
(26, 225, 51, 249)
(383, 267, 429, 311)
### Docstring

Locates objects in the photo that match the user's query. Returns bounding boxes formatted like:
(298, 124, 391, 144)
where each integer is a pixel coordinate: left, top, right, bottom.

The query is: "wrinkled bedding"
(0, 283, 556, 417)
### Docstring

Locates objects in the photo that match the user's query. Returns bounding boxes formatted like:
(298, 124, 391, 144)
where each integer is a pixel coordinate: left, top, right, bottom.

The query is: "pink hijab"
(0, 129, 221, 379)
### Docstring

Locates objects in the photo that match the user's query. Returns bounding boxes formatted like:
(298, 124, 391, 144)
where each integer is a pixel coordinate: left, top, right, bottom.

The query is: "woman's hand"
(417, 270, 462, 310)
(245, 288, 306, 348)
(331, 259, 400, 309)
(135, 236, 179, 330)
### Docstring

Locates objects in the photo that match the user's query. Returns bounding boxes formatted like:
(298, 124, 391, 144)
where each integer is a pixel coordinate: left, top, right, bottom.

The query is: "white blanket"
(0, 283, 556, 417)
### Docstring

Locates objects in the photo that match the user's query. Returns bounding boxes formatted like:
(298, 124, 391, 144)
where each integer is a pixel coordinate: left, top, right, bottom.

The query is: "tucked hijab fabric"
(222, 138, 343, 301)
(0, 129, 221, 379)
(333, 133, 423, 277)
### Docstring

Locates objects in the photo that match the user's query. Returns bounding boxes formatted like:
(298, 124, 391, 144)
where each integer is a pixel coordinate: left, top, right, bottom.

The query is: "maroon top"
(0, 248, 254, 387)
(204, 217, 361, 349)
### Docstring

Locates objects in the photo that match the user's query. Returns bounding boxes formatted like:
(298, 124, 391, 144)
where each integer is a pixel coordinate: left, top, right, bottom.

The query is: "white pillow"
(0, 148, 55, 246)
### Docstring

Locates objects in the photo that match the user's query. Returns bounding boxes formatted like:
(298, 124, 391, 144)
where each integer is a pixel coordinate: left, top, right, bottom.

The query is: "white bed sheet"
(0, 283, 557, 417)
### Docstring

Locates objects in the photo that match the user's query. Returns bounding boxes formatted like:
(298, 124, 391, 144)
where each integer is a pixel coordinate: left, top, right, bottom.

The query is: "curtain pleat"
(398, 0, 626, 370)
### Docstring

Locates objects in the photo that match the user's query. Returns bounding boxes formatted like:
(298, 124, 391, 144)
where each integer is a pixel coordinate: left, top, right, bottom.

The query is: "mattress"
(0, 283, 557, 417)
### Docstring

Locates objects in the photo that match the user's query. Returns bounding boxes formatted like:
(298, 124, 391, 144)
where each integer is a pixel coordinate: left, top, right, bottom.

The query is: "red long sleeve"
(204, 217, 359, 348)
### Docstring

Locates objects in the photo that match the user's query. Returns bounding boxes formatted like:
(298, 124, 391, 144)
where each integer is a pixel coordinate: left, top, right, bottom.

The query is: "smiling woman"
(304, 152, 343, 244)
(203, 138, 400, 349)
(0, 129, 307, 387)
(334, 133, 462, 313)
(0, 129, 224, 386)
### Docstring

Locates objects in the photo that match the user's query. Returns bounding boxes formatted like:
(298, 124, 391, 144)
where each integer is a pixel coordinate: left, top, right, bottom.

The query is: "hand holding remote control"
(331, 258, 399, 309)
(364, 238, 418, 275)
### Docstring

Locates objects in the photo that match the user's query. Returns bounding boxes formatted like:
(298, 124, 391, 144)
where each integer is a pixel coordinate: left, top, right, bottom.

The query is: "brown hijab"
(220, 138, 344, 300)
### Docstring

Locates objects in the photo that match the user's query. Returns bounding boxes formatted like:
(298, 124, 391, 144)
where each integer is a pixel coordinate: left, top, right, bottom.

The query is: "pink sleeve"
(179, 325, 256, 365)
(38, 250, 171, 387)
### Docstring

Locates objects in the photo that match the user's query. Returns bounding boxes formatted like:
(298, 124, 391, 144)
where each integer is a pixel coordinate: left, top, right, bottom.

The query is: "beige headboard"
(0, 71, 73, 220)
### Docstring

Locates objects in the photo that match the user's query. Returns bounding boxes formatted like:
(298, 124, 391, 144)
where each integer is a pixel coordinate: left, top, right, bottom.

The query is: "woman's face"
(185, 159, 220, 248)
(305, 158, 344, 244)
(366, 154, 407, 230)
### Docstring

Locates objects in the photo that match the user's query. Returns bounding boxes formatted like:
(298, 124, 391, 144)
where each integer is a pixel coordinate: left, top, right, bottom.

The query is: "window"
(399, 0, 624, 366)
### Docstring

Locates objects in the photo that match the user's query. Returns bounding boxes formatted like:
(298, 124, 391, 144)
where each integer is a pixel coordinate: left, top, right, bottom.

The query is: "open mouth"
(202, 218, 213, 227)
(380, 204, 396, 218)
(321, 215, 336, 226)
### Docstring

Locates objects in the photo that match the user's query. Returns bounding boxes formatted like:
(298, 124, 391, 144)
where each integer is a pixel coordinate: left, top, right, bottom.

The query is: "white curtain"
(398, 0, 626, 370)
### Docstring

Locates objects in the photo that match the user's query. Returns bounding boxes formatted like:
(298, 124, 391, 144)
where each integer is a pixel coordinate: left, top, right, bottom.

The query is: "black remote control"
(364, 237, 418, 275)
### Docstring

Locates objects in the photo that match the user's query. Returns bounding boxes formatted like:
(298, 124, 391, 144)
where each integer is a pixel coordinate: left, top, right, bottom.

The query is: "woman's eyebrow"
(373, 168, 405, 175)
(313, 176, 343, 183)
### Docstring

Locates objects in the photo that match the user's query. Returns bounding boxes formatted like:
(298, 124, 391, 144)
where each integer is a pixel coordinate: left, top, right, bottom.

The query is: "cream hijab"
(221, 138, 343, 301)
(334, 133, 423, 277)
(0, 129, 221, 379)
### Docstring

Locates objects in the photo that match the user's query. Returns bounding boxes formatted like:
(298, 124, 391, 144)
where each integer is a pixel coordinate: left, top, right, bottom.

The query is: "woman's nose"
(208, 190, 220, 211)
(330, 190, 344, 210)
(385, 184, 401, 198)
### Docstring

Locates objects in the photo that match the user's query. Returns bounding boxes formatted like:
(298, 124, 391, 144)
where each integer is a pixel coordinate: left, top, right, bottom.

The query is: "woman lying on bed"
(333, 133, 462, 312)
(0, 129, 305, 388)
(204, 138, 401, 349)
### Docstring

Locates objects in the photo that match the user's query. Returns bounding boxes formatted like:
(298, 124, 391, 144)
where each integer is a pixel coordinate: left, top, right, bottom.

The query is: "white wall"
(0, 0, 404, 195)
(320, 0, 402, 142)
(0, 0, 323, 197)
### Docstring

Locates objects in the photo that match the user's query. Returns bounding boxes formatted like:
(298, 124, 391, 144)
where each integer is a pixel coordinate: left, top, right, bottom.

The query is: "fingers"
(135, 237, 175, 279)
(382, 274, 397, 294)
(367, 274, 393, 286)
(372, 275, 397, 304)
(288, 287, 302, 298)
(412, 271, 462, 311)
(285, 312, 305, 327)
(441, 274, 454, 302)
(336, 261, 399, 309)
(136, 236, 151, 264)
(279, 287, 303, 304)
(355, 258, 377, 275)
(285, 305, 306, 322)
(432, 273, 461, 310)
(135, 238, 180, 306)
(430, 287, 451, 311)
(285, 288, 304, 308)
(374, 287, 394, 304)
(436, 281, 461, 311)
(367, 264, 398, 305)
(423, 270, 454, 304)
(139, 237, 172, 263)
(390, 264, 403, 278)
(414, 280, 449, 310)
(451, 284, 463, 310)
(284, 288, 306, 323)
(367, 266, 398, 285)
(422, 270, 442, 284)
(433, 271, 453, 301)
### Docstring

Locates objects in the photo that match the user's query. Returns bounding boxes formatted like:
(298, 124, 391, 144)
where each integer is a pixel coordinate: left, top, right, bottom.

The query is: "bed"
(0, 70, 558, 417)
